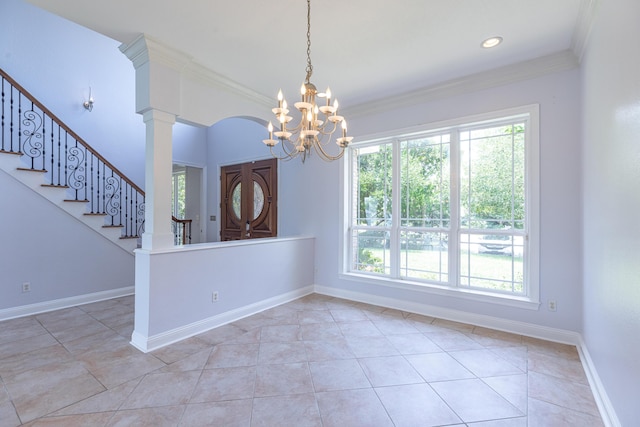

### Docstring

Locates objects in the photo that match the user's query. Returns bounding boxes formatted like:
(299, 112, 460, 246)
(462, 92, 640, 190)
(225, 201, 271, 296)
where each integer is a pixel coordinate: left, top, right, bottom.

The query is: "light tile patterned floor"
(0, 294, 604, 426)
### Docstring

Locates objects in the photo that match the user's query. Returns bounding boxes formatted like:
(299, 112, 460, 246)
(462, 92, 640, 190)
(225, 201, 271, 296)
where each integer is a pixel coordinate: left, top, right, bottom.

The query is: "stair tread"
(0, 150, 23, 155)
(64, 199, 90, 203)
(103, 225, 124, 228)
(16, 167, 46, 173)
(84, 212, 107, 216)
(42, 184, 70, 188)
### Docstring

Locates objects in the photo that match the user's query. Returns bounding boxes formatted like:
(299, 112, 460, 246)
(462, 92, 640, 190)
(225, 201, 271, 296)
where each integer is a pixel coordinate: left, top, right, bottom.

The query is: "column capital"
(142, 108, 177, 125)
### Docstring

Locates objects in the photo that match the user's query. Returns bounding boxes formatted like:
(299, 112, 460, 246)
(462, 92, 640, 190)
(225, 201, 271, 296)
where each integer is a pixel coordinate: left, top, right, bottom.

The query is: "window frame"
(341, 105, 540, 309)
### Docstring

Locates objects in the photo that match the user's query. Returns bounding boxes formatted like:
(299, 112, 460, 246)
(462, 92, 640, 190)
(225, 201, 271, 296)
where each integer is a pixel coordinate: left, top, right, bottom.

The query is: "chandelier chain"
(305, 0, 313, 83)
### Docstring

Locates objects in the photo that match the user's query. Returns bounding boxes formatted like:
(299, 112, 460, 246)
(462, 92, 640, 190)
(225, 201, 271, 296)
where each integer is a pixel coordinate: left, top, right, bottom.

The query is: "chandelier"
(262, 0, 352, 162)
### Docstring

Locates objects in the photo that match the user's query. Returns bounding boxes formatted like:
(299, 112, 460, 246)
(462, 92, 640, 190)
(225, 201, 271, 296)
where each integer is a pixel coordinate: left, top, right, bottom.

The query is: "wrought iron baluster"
(104, 168, 120, 226)
(125, 184, 130, 236)
(22, 100, 44, 170)
(1, 77, 4, 152)
(133, 192, 137, 237)
(96, 157, 101, 213)
(90, 153, 95, 211)
(56, 126, 61, 186)
(41, 108, 45, 171)
(137, 198, 145, 237)
(67, 139, 84, 199)
(49, 116, 55, 183)
(13, 89, 16, 154)
(83, 144, 88, 202)
(119, 176, 123, 226)
(64, 133, 68, 187)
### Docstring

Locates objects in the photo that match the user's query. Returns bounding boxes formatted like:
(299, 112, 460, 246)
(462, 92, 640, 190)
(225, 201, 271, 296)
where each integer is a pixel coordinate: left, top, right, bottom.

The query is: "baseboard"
(130, 285, 315, 353)
(0, 286, 135, 321)
(577, 337, 621, 427)
(314, 284, 581, 345)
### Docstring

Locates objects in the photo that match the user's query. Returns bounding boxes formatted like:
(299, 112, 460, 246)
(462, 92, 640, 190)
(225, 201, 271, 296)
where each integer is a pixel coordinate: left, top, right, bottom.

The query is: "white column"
(141, 109, 176, 250)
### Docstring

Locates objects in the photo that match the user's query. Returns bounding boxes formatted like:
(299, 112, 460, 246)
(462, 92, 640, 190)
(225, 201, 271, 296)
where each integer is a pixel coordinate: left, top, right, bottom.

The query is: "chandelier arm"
(270, 145, 299, 161)
(286, 121, 304, 134)
(312, 137, 346, 161)
(280, 138, 302, 157)
(316, 121, 340, 137)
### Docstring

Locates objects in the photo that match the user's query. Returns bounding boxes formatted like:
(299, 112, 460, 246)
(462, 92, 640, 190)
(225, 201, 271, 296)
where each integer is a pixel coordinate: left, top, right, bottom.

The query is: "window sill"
(339, 272, 541, 310)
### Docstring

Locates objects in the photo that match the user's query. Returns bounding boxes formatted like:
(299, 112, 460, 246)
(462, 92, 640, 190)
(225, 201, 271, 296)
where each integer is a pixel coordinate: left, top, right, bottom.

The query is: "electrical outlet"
(22, 282, 31, 293)
(548, 300, 557, 311)
(212, 291, 219, 302)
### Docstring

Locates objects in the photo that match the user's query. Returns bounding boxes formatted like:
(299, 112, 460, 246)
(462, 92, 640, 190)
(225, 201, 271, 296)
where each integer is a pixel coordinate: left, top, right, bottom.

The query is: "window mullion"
(449, 131, 460, 288)
(390, 139, 401, 278)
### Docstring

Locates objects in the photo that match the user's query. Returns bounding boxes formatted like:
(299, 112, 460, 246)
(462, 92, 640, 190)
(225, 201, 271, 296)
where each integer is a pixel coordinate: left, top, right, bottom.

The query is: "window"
(172, 168, 186, 219)
(344, 106, 539, 307)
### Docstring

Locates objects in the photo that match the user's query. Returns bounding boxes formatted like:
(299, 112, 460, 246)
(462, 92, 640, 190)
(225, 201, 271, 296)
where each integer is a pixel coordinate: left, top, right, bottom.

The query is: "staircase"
(1, 68, 144, 253)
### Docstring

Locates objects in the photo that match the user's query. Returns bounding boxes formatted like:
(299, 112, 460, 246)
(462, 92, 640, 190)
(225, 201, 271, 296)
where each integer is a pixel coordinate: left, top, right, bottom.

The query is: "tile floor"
(0, 294, 604, 426)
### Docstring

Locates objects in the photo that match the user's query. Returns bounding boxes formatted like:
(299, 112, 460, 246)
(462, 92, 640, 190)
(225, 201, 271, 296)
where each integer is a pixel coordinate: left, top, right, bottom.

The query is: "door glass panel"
(253, 181, 265, 220)
(232, 183, 242, 219)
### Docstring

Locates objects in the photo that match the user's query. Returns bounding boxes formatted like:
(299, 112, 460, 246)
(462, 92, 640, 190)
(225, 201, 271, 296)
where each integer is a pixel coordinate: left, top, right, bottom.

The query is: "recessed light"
(481, 36, 503, 49)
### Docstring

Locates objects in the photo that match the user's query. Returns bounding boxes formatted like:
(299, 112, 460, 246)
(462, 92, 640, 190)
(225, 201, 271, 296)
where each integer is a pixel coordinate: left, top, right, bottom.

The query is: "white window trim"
(340, 104, 540, 310)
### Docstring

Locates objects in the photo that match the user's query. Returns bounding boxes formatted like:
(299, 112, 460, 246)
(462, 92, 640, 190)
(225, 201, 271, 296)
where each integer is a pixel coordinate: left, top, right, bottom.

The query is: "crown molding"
(119, 34, 271, 109)
(183, 60, 273, 108)
(119, 34, 191, 71)
(571, 0, 599, 62)
(344, 50, 579, 119)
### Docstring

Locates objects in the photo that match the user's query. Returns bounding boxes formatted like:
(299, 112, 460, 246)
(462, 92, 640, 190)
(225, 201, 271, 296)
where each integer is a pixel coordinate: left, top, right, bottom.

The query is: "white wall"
(581, 0, 640, 424)
(173, 123, 208, 167)
(307, 69, 584, 332)
(0, 170, 135, 311)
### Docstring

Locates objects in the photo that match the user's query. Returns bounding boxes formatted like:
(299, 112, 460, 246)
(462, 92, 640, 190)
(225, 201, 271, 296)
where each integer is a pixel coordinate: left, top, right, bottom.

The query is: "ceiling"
(26, 0, 589, 110)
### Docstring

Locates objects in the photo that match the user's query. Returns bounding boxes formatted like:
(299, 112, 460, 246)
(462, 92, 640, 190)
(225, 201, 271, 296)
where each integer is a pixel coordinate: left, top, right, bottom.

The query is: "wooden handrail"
(171, 216, 192, 225)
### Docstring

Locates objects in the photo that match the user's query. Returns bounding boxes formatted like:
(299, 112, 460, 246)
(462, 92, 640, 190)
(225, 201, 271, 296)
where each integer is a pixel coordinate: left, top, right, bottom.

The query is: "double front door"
(220, 159, 277, 241)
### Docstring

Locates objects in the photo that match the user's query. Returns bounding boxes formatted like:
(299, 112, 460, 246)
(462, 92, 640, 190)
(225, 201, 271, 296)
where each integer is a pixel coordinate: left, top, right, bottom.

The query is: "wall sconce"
(83, 87, 94, 112)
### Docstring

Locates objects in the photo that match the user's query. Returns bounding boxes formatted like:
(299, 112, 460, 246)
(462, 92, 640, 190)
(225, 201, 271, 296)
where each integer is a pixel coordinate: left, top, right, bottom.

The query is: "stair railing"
(0, 68, 147, 238)
(172, 216, 192, 245)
